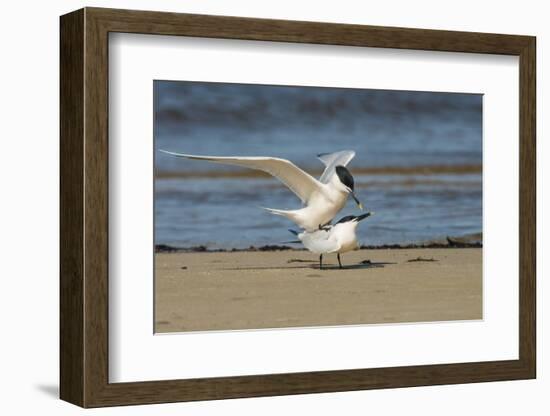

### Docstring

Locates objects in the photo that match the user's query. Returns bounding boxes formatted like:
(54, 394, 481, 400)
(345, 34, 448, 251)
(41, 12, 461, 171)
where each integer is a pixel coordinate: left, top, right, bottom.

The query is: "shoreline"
(155, 233, 482, 253)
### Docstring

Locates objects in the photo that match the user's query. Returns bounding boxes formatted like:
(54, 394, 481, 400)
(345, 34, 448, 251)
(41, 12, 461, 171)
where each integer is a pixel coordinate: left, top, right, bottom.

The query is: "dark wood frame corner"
(60, 7, 536, 408)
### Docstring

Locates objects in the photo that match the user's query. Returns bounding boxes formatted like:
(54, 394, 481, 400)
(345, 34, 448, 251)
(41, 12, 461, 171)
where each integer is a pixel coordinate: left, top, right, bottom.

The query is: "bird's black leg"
(337, 253, 343, 269)
(319, 254, 323, 270)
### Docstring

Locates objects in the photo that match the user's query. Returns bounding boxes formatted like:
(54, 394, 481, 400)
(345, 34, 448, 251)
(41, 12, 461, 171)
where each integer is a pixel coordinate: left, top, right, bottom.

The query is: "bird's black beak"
(351, 191, 363, 210)
(355, 212, 373, 222)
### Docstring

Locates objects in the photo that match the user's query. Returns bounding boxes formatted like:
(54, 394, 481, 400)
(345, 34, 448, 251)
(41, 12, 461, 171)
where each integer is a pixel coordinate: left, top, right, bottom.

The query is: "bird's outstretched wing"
(317, 150, 356, 184)
(159, 150, 323, 204)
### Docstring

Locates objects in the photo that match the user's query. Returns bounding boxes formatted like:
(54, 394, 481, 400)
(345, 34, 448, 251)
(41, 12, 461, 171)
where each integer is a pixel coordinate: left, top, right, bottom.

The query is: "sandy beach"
(155, 248, 482, 333)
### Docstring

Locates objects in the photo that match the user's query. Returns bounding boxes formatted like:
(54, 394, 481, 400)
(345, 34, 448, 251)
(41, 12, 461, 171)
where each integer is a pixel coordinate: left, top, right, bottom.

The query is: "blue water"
(154, 81, 482, 249)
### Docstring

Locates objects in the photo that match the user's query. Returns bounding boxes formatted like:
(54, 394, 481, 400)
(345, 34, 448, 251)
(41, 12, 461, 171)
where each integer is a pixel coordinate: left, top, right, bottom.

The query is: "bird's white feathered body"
(297, 218, 361, 254)
(159, 149, 362, 231)
(291, 213, 373, 269)
(264, 173, 349, 231)
(298, 212, 373, 269)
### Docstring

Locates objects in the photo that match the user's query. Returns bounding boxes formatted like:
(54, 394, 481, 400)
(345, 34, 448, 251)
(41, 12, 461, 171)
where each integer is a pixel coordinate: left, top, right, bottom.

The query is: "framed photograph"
(60, 7, 536, 408)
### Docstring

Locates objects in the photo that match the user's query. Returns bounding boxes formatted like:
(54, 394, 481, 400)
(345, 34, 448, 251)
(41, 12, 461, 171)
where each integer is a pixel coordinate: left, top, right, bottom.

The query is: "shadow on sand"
(319, 261, 395, 270)
(218, 261, 395, 272)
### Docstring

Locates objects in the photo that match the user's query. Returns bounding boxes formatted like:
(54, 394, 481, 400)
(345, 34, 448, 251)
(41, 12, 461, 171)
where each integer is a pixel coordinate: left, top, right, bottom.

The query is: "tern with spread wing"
(159, 150, 364, 231)
(288, 212, 373, 269)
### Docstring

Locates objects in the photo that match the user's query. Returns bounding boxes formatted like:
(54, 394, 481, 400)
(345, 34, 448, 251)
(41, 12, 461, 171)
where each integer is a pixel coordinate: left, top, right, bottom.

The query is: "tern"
(288, 212, 373, 269)
(159, 150, 364, 231)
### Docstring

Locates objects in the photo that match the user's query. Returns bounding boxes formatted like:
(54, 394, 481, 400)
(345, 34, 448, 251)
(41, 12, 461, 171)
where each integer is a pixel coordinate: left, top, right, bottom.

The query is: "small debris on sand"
(407, 257, 438, 262)
(287, 258, 315, 263)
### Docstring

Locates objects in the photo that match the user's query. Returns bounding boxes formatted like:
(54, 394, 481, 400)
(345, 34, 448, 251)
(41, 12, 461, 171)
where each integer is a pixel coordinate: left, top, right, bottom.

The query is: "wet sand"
(155, 248, 482, 333)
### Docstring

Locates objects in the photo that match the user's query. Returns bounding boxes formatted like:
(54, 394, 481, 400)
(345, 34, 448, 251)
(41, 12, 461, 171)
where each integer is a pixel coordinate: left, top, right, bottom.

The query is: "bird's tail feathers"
(281, 229, 301, 244)
(261, 207, 297, 220)
(261, 207, 286, 215)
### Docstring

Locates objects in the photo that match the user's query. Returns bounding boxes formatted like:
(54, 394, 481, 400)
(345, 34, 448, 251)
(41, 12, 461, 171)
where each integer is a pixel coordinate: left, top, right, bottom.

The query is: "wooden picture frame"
(60, 7, 536, 408)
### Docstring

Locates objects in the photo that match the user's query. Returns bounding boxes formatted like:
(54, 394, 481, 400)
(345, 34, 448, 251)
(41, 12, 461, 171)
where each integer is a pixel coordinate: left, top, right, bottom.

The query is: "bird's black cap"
(335, 165, 354, 190)
(336, 212, 372, 224)
(335, 215, 356, 224)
